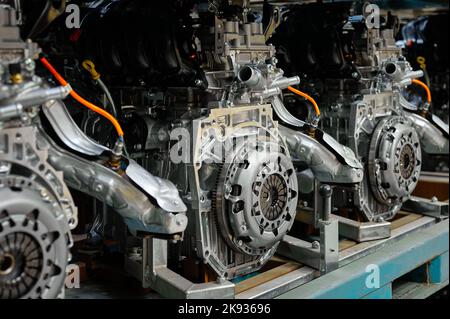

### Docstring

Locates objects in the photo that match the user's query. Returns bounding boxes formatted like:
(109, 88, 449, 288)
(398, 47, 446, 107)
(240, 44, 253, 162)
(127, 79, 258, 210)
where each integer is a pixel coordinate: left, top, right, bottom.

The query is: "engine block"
(0, 0, 448, 299)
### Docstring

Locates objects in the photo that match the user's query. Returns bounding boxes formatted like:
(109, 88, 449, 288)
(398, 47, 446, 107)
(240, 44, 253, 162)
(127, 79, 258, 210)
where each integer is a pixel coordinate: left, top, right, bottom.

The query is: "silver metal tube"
(271, 76, 300, 90)
(0, 103, 23, 120)
(402, 70, 424, 81)
(279, 125, 363, 183)
(384, 62, 402, 80)
(97, 78, 119, 119)
(43, 133, 187, 235)
(42, 99, 110, 156)
(261, 87, 281, 99)
(11, 86, 69, 108)
(399, 94, 417, 111)
(405, 112, 449, 155)
(397, 78, 412, 87)
(271, 96, 306, 127)
(238, 66, 262, 87)
(1, 86, 69, 110)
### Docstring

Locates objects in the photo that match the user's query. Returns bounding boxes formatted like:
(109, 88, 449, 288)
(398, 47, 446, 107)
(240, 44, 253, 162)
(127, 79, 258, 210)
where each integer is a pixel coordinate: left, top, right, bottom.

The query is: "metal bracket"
(125, 237, 235, 299)
(316, 177, 391, 243)
(333, 214, 391, 242)
(402, 196, 449, 219)
(318, 218, 339, 274)
(278, 184, 339, 274)
(278, 235, 321, 270)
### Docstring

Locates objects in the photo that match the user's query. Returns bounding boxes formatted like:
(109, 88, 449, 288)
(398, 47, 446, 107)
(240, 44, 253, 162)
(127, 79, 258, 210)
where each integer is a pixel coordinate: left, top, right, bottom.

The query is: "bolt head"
(25, 59, 35, 72)
(0, 162, 10, 173)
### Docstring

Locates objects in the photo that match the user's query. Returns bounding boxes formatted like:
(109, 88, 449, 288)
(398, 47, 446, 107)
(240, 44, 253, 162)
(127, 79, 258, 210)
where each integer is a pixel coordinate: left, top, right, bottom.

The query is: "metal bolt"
(195, 79, 203, 87)
(40, 188, 51, 203)
(40, 189, 48, 198)
(312, 241, 320, 249)
(24, 59, 35, 72)
(225, 184, 232, 196)
(172, 234, 181, 243)
(20, 112, 29, 123)
(0, 162, 10, 173)
(330, 104, 339, 112)
(431, 196, 438, 202)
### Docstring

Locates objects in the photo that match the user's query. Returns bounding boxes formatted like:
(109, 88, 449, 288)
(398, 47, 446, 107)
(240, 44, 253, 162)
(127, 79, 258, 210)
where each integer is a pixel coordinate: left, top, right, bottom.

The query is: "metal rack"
(67, 174, 449, 299)
(236, 214, 448, 299)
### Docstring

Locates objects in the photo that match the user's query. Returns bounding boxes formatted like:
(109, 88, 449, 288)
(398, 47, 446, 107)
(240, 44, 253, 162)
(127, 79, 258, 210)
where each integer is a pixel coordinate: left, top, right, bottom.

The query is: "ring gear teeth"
(0, 126, 77, 299)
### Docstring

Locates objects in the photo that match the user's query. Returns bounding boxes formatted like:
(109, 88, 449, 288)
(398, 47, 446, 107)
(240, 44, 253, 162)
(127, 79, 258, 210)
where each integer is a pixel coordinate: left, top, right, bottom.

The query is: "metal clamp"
(125, 238, 235, 299)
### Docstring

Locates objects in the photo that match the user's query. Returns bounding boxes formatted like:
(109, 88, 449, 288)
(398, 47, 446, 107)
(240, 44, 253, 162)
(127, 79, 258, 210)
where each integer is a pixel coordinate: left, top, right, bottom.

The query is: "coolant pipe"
(1, 86, 70, 121)
(1, 86, 69, 109)
(270, 76, 300, 90)
(402, 70, 425, 81)
(238, 66, 262, 87)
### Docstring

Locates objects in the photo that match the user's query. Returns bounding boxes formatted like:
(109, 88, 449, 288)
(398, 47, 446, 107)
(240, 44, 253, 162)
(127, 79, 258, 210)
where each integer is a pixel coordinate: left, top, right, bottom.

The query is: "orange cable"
(287, 86, 321, 117)
(40, 57, 124, 138)
(412, 79, 432, 104)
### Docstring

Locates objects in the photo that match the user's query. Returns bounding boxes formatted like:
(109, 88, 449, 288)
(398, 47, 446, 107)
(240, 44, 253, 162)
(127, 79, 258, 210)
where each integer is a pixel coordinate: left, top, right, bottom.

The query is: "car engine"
(271, 1, 448, 222)
(0, 0, 448, 299)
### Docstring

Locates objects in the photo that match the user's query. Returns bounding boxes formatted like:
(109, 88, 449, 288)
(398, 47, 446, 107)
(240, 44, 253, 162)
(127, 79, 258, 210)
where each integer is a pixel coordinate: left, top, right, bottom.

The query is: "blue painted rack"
(276, 220, 448, 299)
(235, 216, 448, 299)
